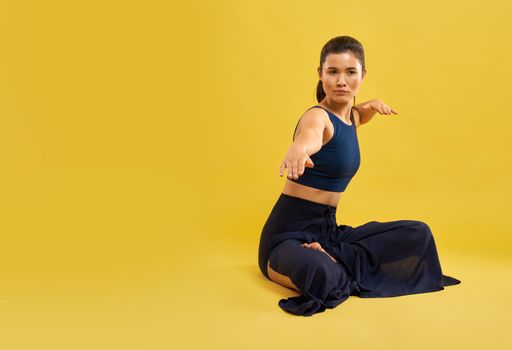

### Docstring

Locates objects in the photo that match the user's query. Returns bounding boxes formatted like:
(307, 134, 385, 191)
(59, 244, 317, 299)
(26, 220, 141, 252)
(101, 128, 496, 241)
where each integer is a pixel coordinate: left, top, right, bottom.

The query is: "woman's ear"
(317, 66, 322, 80)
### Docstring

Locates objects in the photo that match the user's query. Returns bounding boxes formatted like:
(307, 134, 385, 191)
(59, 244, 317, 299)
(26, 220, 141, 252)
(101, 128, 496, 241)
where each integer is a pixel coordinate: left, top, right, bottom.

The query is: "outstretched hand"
(363, 99, 398, 115)
(279, 145, 314, 179)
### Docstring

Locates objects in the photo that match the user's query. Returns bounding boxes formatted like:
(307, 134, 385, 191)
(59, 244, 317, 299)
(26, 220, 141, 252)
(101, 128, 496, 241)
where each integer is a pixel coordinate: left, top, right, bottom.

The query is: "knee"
(405, 220, 433, 239)
(415, 220, 432, 234)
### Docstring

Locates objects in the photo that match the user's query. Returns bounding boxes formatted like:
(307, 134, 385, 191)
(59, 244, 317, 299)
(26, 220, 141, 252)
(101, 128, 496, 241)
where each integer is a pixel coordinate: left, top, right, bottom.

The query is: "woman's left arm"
(353, 99, 399, 126)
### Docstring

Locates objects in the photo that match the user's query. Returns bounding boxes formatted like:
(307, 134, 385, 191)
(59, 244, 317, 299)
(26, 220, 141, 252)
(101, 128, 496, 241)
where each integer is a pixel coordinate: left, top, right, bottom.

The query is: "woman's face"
(317, 51, 365, 103)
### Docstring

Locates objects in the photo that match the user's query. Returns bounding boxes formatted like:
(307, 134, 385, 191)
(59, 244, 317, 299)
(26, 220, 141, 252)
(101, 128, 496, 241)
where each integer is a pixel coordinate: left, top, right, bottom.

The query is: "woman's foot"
(301, 242, 338, 263)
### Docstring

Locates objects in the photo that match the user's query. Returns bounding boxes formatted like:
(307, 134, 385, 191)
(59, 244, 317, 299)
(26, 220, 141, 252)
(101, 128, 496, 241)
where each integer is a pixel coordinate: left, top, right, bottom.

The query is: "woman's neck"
(318, 99, 353, 121)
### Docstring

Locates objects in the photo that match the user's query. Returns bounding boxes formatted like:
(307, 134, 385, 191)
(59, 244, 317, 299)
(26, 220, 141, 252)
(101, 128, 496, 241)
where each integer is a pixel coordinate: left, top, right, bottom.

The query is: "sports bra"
(288, 105, 361, 192)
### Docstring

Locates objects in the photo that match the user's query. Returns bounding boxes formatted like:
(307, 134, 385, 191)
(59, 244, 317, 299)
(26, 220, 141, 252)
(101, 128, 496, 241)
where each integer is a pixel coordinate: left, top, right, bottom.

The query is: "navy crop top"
(288, 105, 361, 192)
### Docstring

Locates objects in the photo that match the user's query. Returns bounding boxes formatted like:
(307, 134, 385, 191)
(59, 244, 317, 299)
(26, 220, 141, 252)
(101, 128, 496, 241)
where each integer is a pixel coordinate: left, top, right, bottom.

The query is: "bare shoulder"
(351, 107, 362, 128)
(292, 106, 329, 141)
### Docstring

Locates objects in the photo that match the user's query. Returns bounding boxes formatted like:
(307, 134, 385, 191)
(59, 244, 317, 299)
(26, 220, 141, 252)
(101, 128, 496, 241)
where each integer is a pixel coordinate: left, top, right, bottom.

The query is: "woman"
(257, 36, 461, 316)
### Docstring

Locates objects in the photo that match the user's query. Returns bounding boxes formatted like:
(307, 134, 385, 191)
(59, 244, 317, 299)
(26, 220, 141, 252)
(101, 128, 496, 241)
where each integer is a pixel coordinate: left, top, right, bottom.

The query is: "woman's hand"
(354, 99, 398, 125)
(279, 144, 314, 180)
(359, 98, 398, 115)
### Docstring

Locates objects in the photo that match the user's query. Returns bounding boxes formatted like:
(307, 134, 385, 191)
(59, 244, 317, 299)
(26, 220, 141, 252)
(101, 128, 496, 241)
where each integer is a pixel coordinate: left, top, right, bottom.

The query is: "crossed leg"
(267, 240, 339, 293)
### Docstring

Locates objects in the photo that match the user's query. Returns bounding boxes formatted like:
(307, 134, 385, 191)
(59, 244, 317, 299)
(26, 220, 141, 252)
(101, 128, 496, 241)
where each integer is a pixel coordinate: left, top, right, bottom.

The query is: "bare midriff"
(282, 179, 342, 208)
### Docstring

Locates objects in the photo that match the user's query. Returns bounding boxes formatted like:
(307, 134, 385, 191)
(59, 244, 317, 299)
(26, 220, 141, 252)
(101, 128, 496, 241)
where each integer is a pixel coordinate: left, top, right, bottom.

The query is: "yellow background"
(1, 0, 511, 349)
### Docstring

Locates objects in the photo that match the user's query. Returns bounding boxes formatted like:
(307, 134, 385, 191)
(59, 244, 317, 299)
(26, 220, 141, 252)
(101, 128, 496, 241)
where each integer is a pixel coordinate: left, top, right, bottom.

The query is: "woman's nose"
(336, 75, 347, 85)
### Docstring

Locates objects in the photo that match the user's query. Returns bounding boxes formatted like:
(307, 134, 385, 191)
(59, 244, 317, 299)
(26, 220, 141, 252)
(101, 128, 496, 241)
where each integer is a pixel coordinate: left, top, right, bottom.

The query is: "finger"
(279, 161, 285, 176)
(391, 108, 398, 114)
(291, 160, 299, 179)
(285, 161, 292, 178)
(286, 161, 292, 179)
(298, 160, 305, 177)
(288, 161, 296, 179)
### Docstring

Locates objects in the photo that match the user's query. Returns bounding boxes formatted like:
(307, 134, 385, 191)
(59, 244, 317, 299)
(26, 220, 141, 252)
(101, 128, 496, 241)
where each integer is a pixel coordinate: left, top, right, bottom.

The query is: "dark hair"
(316, 36, 366, 103)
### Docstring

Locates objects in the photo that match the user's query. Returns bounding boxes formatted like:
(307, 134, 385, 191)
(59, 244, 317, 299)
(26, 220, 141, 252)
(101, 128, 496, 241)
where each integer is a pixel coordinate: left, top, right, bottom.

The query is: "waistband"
(279, 192, 337, 211)
(277, 193, 337, 244)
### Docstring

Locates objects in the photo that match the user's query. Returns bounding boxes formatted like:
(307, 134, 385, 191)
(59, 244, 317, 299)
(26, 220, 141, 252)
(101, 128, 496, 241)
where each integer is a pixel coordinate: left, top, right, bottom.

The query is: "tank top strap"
(292, 105, 326, 141)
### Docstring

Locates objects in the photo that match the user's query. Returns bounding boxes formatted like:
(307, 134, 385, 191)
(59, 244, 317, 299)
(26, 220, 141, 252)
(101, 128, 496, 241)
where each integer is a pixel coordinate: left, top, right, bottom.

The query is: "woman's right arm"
(280, 111, 326, 180)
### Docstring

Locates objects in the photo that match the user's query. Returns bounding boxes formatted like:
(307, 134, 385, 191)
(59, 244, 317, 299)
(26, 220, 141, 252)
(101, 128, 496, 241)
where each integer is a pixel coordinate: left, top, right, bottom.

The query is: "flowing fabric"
(258, 193, 461, 316)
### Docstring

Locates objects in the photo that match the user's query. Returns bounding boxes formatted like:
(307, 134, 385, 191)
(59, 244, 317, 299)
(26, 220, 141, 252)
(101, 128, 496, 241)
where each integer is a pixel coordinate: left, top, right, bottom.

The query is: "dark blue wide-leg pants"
(258, 193, 461, 316)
